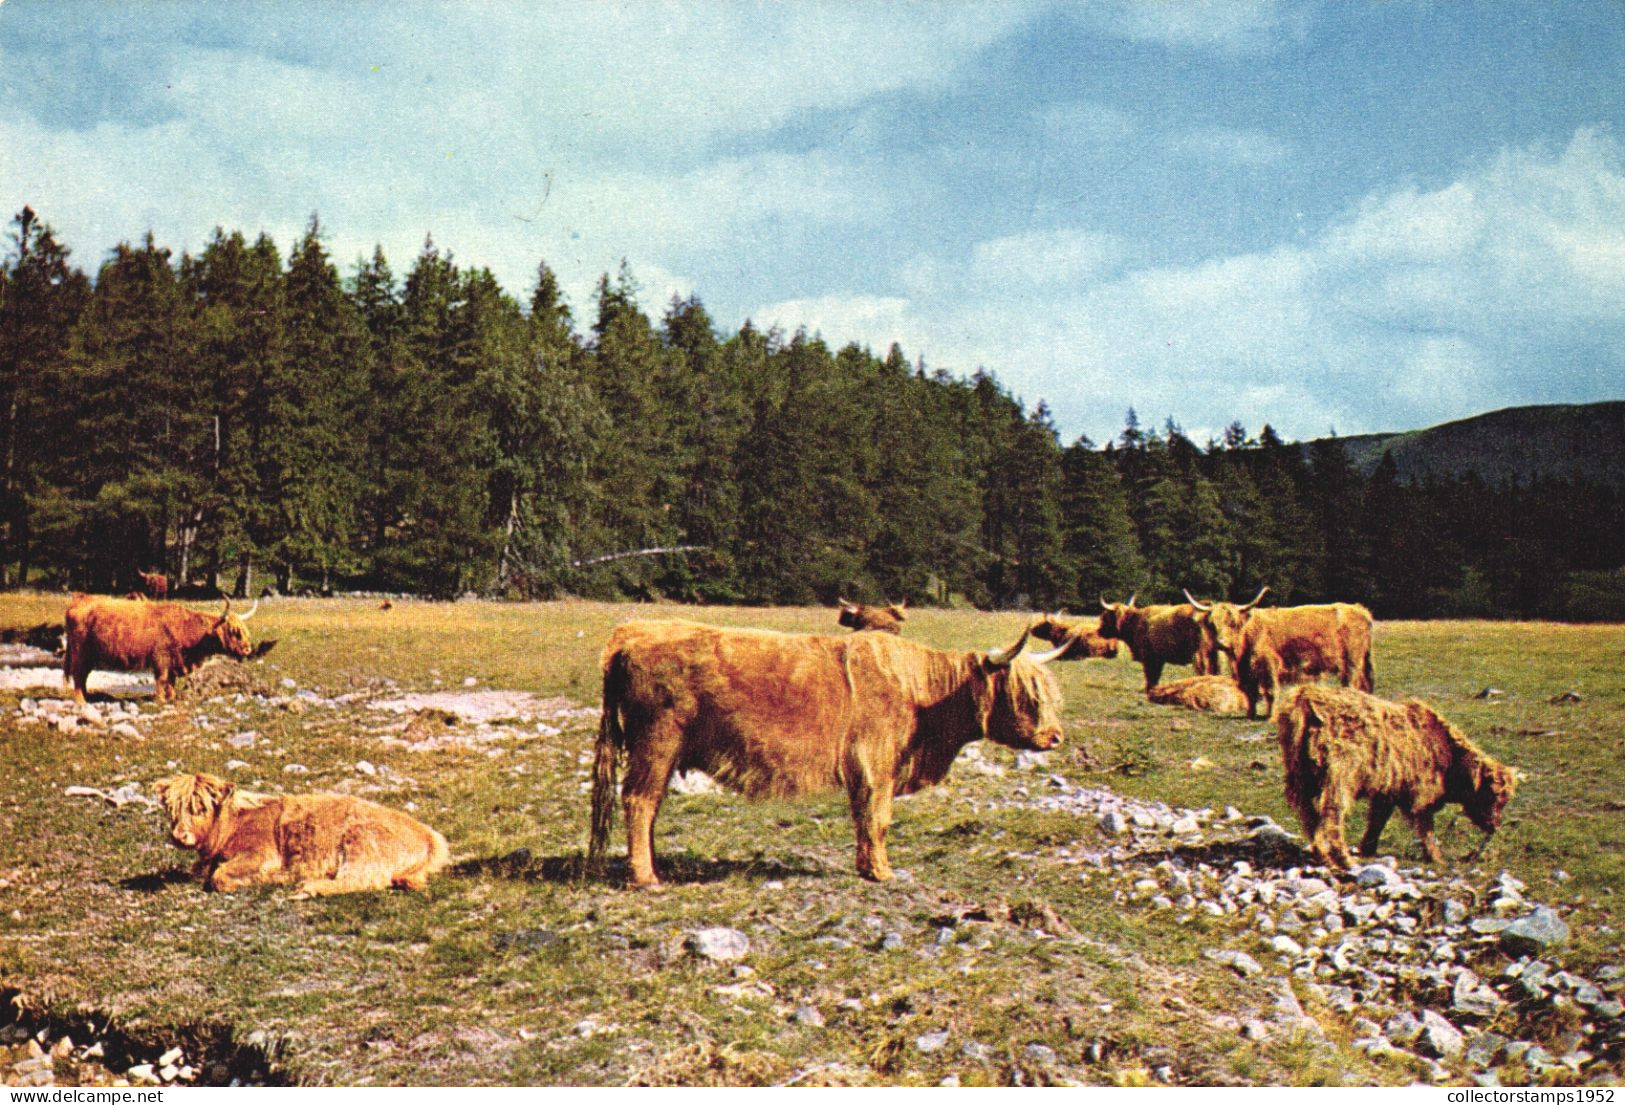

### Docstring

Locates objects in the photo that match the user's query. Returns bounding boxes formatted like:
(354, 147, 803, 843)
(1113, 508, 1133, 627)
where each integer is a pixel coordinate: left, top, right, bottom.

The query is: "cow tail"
(588, 647, 630, 874)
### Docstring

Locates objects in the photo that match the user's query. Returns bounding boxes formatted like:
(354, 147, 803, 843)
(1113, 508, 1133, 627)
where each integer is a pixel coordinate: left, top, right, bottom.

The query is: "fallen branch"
(571, 545, 708, 568)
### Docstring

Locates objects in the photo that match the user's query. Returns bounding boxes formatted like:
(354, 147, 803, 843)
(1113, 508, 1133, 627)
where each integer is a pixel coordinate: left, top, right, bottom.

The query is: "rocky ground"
(7, 665, 1622, 1086)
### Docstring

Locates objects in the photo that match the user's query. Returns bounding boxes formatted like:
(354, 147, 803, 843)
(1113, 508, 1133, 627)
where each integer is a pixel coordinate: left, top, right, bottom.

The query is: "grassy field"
(0, 595, 1620, 1085)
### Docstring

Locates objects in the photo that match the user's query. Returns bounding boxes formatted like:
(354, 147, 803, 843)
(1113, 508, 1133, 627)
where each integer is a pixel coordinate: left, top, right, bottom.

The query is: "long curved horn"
(1242, 586, 1270, 611)
(1099, 596, 1112, 611)
(838, 596, 854, 609)
(1126, 593, 1137, 608)
(985, 625, 1032, 667)
(1183, 588, 1211, 611)
(239, 599, 259, 622)
(1024, 638, 1071, 664)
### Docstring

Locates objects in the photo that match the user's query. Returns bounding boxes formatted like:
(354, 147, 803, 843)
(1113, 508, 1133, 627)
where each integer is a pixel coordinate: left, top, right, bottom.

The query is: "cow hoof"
(630, 878, 665, 892)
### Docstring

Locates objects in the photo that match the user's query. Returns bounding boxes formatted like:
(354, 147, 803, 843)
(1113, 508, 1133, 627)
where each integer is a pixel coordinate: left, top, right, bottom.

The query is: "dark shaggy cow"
(64, 594, 258, 704)
(1277, 685, 1520, 870)
(1095, 595, 1217, 689)
(589, 620, 1067, 886)
(1031, 614, 1119, 661)
(1187, 589, 1373, 717)
(137, 570, 169, 599)
(836, 598, 907, 634)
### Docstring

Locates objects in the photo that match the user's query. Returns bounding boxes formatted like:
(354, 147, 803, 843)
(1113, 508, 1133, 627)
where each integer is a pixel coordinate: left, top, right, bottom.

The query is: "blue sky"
(3, 1, 1622, 445)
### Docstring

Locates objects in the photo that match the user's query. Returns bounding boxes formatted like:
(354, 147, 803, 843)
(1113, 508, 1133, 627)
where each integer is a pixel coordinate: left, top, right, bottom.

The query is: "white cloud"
(788, 128, 1625, 442)
(1079, 0, 1308, 56)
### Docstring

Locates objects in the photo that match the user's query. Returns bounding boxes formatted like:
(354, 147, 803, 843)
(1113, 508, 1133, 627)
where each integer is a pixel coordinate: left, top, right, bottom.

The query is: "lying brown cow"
(837, 598, 907, 634)
(1031, 614, 1119, 661)
(1187, 589, 1374, 718)
(1146, 675, 1248, 715)
(155, 773, 450, 897)
(64, 594, 258, 704)
(1277, 685, 1520, 870)
(589, 620, 1066, 886)
(1096, 595, 1217, 689)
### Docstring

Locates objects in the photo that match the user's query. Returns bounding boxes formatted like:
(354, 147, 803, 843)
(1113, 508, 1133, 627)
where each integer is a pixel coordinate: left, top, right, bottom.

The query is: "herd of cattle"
(45, 588, 1519, 897)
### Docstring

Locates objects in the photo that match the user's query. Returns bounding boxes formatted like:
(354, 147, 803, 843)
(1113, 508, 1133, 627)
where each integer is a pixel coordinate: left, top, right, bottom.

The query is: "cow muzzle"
(1030, 726, 1063, 751)
(171, 827, 198, 848)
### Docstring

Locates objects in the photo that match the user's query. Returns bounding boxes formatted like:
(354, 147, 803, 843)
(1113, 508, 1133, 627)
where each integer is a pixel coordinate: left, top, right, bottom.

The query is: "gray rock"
(1269, 935, 1304, 958)
(1442, 899, 1469, 925)
(1593, 999, 1623, 1020)
(1170, 815, 1201, 835)
(960, 1041, 994, 1062)
(793, 1005, 825, 1028)
(110, 722, 142, 740)
(689, 927, 750, 962)
(1206, 949, 1263, 977)
(1500, 907, 1569, 956)
(1023, 1043, 1057, 1065)
(1416, 1010, 1465, 1061)
(880, 932, 905, 951)
(1470, 917, 1511, 936)
(915, 1029, 949, 1053)
(1099, 809, 1128, 835)
(1465, 1032, 1506, 1069)
(1354, 864, 1399, 889)
(1384, 1011, 1423, 1045)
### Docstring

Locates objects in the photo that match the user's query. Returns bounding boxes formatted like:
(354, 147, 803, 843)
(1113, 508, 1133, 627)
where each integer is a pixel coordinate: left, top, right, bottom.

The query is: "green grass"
(0, 595, 1620, 1085)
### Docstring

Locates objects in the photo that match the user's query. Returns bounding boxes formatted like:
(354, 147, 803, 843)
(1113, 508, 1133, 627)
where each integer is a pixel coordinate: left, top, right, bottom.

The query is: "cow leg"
(1311, 789, 1353, 870)
(847, 773, 896, 882)
(1358, 797, 1395, 857)
(1142, 660, 1164, 691)
(206, 852, 285, 893)
(1410, 807, 1445, 867)
(621, 728, 680, 889)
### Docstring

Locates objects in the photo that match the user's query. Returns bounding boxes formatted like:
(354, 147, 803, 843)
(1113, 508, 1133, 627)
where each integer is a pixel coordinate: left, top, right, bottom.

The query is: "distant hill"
(1307, 401, 1625, 489)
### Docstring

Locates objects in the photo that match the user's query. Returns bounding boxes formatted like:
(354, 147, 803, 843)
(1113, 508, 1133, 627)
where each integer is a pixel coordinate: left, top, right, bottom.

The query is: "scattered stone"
(1269, 935, 1304, 958)
(793, 1005, 825, 1028)
(1442, 899, 1469, 925)
(1500, 907, 1569, 956)
(1549, 690, 1582, 704)
(960, 1041, 993, 1062)
(158, 1047, 182, 1067)
(689, 927, 750, 963)
(1472, 687, 1503, 700)
(915, 1030, 949, 1053)
(282, 763, 309, 775)
(1354, 864, 1400, 889)
(1099, 809, 1128, 835)
(1023, 1043, 1056, 1065)
(1465, 1032, 1507, 1069)
(1415, 1010, 1465, 1061)
(880, 932, 905, 951)
(1385, 1011, 1422, 1045)
(355, 760, 378, 777)
(1202, 942, 1261, 981)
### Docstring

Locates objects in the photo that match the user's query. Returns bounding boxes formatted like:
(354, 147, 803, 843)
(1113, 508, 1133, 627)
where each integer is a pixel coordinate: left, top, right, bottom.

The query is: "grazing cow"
(837, 598, 907, 634)
(1186, 588, 1373, 718)
(64, 594, 258, 704)
(588, 620, 1067, 886)
(137, 570, 169, 599)
(1276, 685, 1520, 870)
(1031, 614, 1119, 661)
(1095, 595, 1218, 690)
(1146, 675, 1249, 715)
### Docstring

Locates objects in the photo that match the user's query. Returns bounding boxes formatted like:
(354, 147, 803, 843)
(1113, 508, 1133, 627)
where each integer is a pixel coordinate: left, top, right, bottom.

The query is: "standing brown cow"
(1277, 685, 1520, 870)
(1031, 613, 1119, 661)
(64, 594, 258, 704)
(589, 620, 1067, 887)
(137, 570, 169, 599)
(1095, 595, 1217, 689)
(836, 598, 907, 634)
(1187, 589, 1373, 718)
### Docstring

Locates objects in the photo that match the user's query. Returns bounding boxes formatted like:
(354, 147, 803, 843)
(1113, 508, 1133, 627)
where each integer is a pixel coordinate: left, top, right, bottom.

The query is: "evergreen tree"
(0, 207, 89, 584)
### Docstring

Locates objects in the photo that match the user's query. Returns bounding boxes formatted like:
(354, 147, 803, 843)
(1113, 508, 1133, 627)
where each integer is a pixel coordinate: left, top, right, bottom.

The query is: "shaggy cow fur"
(1276, 685, 1519, 870)
(64, 595, 257, 704)
(1031, 615, 1120, 661)
(1146, 675, 1249, 715)
(1096, 597, 1218, 689)
(836, 599, 907, 634)
(1192, 594, 1375, 718)
(155, 773, 450, 897)
(589, 620, 1065, 887)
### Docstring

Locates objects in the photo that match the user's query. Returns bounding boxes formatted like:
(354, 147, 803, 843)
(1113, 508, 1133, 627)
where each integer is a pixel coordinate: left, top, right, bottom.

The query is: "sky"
(2, 0, 1622, 446)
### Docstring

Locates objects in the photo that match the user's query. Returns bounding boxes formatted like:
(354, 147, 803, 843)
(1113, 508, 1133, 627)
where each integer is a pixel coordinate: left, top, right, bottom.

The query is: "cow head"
(1096, 594, 1139, 639)
(155, 772, 236, 850)
(1184, 586, 1269, 656)
(981, 626, 1066, 751)
(837, 597, 907, 634)
(210, 598, 258, 659)
(1413, 704, 1522, 835)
